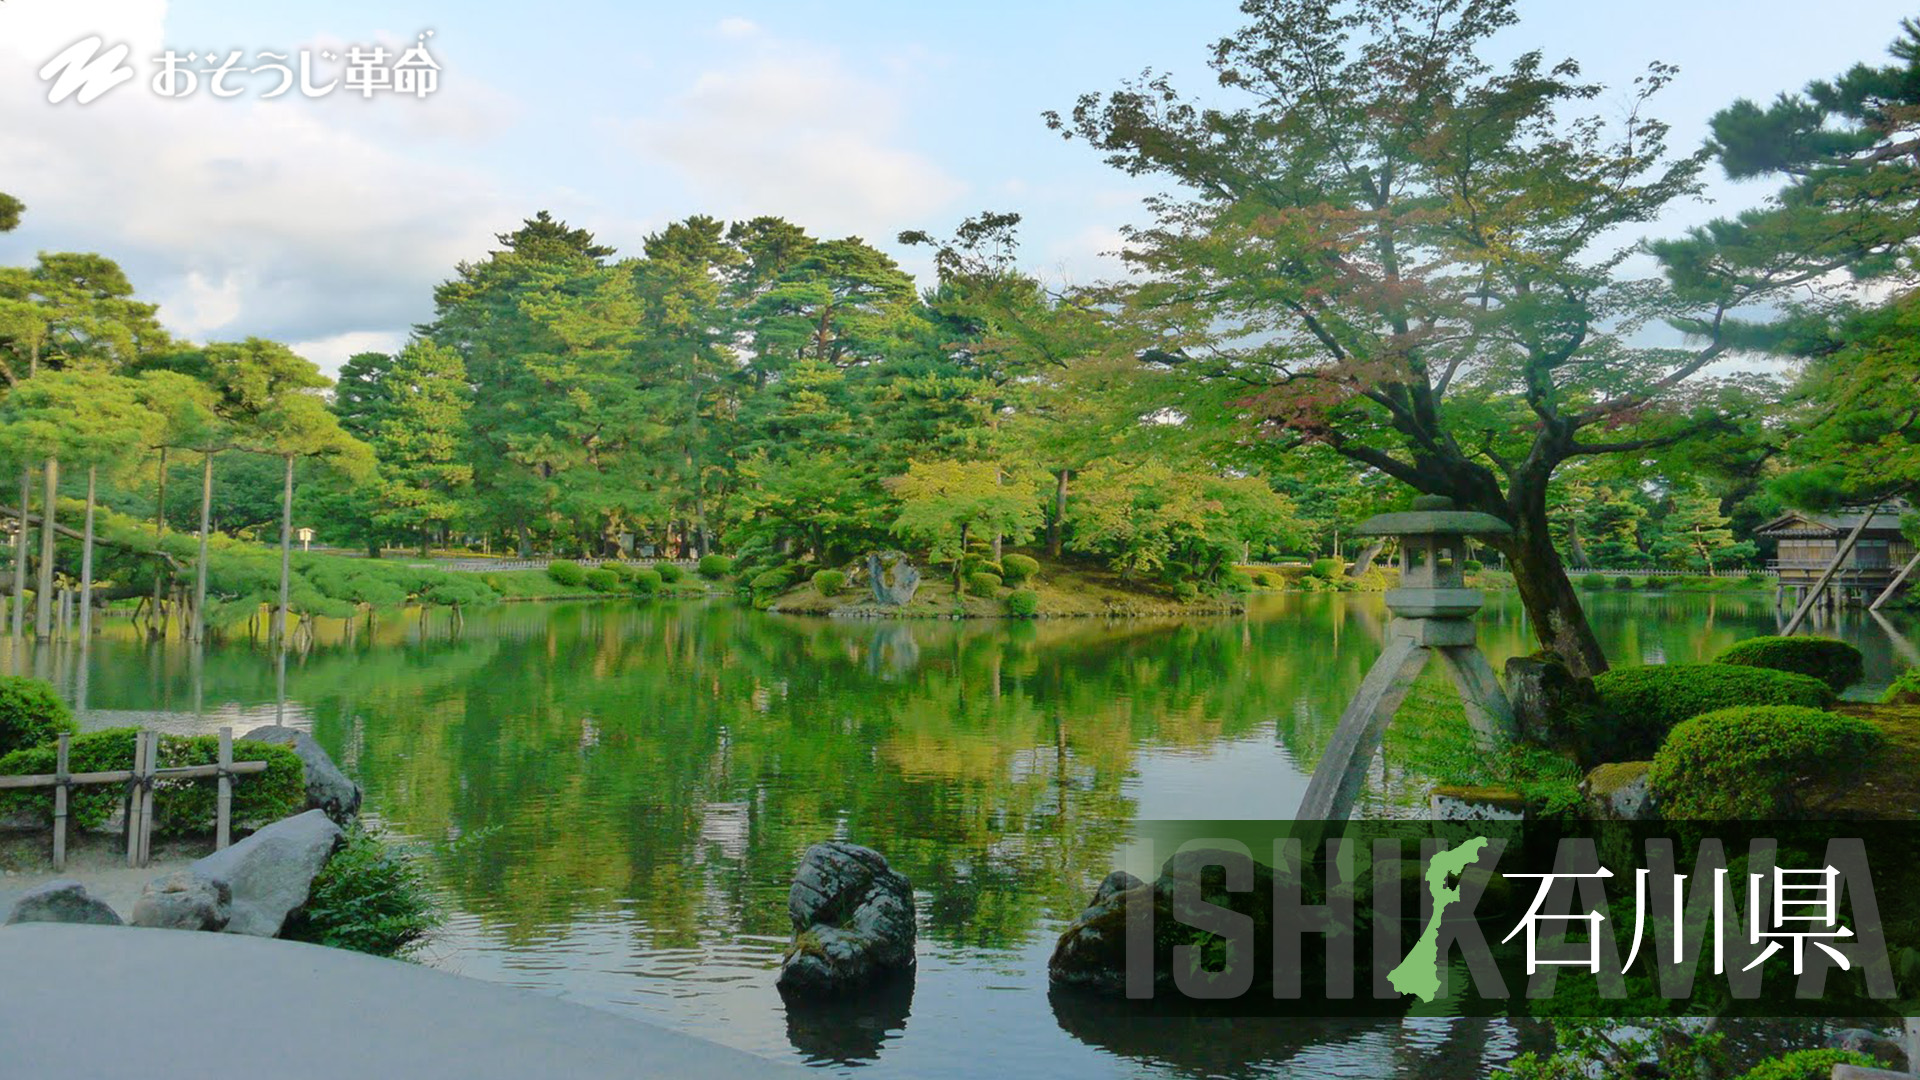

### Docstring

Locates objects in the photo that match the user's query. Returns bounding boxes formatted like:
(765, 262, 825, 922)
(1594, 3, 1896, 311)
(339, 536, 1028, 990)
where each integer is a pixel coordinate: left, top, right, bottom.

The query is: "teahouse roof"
(1753, 505, 1910, 539)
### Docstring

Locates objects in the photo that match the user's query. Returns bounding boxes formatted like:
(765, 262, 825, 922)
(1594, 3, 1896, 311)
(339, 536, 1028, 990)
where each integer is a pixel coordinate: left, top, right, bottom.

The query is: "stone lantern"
(1298, 496, 1519, 820)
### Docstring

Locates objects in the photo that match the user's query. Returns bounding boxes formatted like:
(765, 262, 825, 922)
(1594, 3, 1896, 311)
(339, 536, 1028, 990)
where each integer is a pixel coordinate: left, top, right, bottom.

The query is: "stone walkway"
(0, 923, 804, 1078)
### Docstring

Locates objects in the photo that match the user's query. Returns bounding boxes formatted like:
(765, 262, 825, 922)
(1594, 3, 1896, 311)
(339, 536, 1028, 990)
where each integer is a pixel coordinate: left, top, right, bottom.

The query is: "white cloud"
(715, 17, 760, 39)
(0, 0, 521, 367)
(287, 329, 409, 375)
(619, 32, 965, 239)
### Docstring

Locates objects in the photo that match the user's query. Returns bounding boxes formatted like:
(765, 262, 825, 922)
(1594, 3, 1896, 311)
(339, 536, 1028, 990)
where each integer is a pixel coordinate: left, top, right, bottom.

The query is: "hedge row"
(1586, 664, 1833, 762)
(1714, 635, 1864, 693)
(1650, 705, 1882, 818)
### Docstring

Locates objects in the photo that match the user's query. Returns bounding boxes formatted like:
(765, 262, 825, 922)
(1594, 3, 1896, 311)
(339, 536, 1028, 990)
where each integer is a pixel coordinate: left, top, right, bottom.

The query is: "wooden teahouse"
(1756, 504, 1916, 608)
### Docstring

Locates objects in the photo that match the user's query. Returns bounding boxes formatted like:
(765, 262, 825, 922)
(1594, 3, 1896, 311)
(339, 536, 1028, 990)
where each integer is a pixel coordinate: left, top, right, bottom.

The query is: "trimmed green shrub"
(1580, 572, 1608, 589)
(1309, 557, 1342, 580)
(750, 568, 792, 593)
(1735, 1050, 1874, 1080)
(1219, 569, 1254, 594)
(1714, 635, 1865, 693)
(1001, 554, 1040, 585)
(1005, 589, 1040, 617)
(584, 568, 620, 592)
(1588, 664, 1834, 762)
(812, 569, 847, 596)
(605, 562, 640, 582)
(697, 554, 734, 579)
(656, 563, 684, 584)
(1884, 667, 1920, 705)
(1160, 560, 1194, 584)
(966, 571, 1003, 597)
(630, 569, 662, 594)
(0, 728, 303, 837)
(0, 677, 73, 757)
(1462, 559, 1484, 573)
(1611, 575, 1635, 590)
(282, 825, 440, 958)
(1172, 580, 1199, 601)
(546, 560, 586, 587)
(1650, 705, 1883, 819)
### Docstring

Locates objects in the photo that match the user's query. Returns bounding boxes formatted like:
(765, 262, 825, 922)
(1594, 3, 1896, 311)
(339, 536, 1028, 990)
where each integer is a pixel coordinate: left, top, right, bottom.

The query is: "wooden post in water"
(1871, 550, 1920, 613)
(216, 726, 233, 851)
(51, 732, 69, 871)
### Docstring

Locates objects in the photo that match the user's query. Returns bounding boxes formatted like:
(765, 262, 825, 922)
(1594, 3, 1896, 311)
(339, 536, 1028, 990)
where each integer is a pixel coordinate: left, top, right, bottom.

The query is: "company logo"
(36, 32, 440, 105)
(38, 36, 136, 105)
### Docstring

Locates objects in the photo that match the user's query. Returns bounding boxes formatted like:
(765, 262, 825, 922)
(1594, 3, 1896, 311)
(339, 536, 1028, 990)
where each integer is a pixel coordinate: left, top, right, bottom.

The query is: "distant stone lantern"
(1298, 495, 1519, 820)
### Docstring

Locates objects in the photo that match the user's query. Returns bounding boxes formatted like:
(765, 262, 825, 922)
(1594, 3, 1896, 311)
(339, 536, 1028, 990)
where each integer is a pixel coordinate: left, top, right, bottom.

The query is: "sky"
(0, 0, 1913, 374)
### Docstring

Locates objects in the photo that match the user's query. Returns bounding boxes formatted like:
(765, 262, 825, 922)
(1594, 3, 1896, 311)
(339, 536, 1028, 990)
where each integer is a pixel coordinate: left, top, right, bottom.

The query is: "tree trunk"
(79, 465, 96, 640)
(515, 520, 532, 558)
(1048, 469, 1068, 558)
(12, 464, 29, 642)
(992, 533, 1003, 562)
(193, 452, 214, 644)
(34, 457, 57, 641)
(275, 454, 293, 647)
(151, 449, 168, 638)
(1345, 539, 1384, 579)
(419, 529, 430, 559)
(1566, 518, 1591, 569)
(1499, 503, 1609, 678)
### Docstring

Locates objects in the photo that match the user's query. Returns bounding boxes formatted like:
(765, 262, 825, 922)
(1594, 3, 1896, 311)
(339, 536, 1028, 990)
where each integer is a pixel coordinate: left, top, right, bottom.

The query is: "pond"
(48, 590, 1920, 1077)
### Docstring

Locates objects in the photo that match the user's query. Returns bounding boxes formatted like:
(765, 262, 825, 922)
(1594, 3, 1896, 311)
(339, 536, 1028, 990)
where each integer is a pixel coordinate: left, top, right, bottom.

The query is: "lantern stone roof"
(1355, 495, 1512, 538)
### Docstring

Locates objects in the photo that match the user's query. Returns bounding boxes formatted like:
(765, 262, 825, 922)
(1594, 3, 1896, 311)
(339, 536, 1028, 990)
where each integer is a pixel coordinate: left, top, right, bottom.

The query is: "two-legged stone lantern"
(1298, 496, 1519, 820)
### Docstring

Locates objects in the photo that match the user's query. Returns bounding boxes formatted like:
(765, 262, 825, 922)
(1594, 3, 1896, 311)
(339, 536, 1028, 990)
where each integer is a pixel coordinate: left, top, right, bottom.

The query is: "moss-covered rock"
(1578, 761, 1655, 821)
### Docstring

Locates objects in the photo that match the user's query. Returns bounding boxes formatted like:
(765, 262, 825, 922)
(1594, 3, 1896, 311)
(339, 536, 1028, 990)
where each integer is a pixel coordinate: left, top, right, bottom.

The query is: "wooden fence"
(0, 727, 267, 869)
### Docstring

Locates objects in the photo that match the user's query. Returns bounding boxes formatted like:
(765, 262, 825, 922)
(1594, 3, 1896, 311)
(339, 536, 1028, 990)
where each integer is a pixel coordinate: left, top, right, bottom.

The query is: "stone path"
(0, 923, 804, 1078)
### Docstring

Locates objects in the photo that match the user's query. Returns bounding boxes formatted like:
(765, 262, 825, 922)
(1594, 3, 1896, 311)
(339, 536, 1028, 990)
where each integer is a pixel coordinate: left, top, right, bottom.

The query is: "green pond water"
(42, 590, 1920, 1077)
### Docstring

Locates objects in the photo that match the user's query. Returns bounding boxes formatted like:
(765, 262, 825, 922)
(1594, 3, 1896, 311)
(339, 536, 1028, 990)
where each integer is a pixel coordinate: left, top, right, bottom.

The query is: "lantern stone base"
(1383, 588, 1482, 618)
(1297, 621, 1518, 821)
(1390, 616, 1476, 647)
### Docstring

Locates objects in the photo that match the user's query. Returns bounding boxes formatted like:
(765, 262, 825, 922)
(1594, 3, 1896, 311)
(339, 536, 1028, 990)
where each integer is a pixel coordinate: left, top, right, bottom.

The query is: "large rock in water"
(132, 870, 230, 932)
(242, 724, 363, 822)
(777, 842, 916, 995)
(5, 880, 123, 926)
(866, 551, 921, 607)
(190, 809, 343, 937)
(1828, 1027, 1911, 1071)
(1049, 849, 1280, 998)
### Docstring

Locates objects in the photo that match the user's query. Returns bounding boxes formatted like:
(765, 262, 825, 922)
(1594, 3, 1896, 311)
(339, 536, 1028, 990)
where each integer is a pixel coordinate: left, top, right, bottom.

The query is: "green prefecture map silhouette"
(1386, 836, 1489, 1002)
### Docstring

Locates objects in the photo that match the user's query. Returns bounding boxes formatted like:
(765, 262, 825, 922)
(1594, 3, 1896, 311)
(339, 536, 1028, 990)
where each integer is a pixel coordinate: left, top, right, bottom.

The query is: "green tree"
(1043, 0, 1843, 675)
(1650, 484, 1750, 573)
(890, 459, 1044, 584)
(0, 371, 159, 638)
(370, 341, 472, 556)
(428, 212, 649, 557)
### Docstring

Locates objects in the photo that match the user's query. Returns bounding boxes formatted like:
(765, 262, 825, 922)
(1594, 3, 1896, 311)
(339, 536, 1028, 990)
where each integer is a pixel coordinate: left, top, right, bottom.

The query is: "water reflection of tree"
(273, 603, 1327, 953)
(70, 593, 1915, 960)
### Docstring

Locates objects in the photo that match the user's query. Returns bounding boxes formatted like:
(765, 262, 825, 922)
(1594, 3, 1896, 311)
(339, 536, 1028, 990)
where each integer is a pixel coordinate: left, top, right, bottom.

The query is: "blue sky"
(0, 0, 1913, 371)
